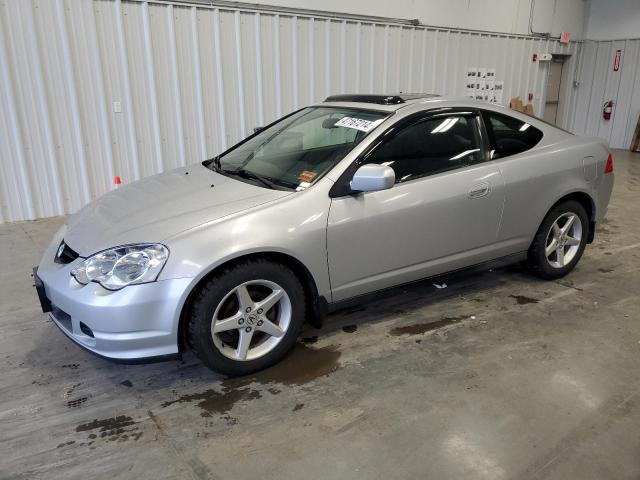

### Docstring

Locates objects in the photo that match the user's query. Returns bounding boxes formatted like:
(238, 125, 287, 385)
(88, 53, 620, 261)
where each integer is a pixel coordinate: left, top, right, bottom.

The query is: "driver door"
(327, 112, 506, 301)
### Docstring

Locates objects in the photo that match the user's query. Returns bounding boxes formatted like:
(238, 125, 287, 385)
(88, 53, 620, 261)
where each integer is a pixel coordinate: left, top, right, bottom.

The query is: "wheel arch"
(539, 190, 597, 245)
(177, 251, 326, 352)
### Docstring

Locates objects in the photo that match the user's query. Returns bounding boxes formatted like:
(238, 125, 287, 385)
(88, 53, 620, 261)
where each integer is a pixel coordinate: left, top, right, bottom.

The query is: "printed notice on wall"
(494, 81, 504, 105)
(466, 67, 505, 105)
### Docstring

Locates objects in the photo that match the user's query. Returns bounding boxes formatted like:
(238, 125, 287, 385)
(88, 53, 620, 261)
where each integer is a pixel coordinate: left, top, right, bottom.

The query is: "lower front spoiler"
(50, 313, 181, 365)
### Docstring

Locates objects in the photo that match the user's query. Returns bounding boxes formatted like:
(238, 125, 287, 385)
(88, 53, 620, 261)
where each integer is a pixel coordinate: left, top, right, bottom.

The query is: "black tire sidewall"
(189, 260, 305, 376)
(529, 200, 589, 279)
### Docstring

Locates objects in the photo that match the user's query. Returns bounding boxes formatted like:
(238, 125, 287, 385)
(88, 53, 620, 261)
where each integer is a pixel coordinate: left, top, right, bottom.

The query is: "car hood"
(64, 164, 292, 255)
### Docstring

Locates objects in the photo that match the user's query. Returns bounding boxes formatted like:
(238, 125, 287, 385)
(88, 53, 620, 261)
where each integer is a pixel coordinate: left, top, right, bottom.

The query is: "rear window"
(481, 111, 543, 158)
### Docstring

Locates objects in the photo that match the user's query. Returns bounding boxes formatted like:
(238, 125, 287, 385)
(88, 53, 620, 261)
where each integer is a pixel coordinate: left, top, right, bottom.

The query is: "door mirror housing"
(350, 164, 395, 193)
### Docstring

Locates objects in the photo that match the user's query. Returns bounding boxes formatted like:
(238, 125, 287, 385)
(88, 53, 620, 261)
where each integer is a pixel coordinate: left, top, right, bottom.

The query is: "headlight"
(71, 244, 169, 290)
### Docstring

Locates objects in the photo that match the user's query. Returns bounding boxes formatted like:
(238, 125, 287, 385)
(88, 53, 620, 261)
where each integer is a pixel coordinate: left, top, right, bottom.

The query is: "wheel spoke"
(256, 289, 284, 313)
(236, 329, 254, 360)
(257, 318, 285, 337)
(565, 235, 580, 246)
(556, 246, 566, 266)
(560, 215, 576, 235)
(213, 312, 243, 333)
(546, 238, 558, 257)
(236, 284, 254, 312)
(552, 222, 561, 238)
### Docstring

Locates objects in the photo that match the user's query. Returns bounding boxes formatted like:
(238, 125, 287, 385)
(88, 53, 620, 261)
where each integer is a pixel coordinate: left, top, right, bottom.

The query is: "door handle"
(468, 182, 491, 199)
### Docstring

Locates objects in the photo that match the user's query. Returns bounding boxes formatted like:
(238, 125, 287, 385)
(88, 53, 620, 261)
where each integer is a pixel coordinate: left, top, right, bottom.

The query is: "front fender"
(158, 180, 333, 301)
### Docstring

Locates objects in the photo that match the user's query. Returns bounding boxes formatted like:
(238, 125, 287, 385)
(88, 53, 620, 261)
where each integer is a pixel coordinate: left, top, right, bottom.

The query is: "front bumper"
(35, 237, 192, 361)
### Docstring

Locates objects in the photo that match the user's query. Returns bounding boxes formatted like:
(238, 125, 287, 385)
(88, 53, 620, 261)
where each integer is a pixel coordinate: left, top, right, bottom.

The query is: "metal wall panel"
(571, 39, 640, 149)
(0, 0, 581, 223)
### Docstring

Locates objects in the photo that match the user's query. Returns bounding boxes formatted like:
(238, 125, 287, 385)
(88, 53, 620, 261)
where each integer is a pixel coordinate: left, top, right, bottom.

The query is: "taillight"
(604, 153, 614, 174)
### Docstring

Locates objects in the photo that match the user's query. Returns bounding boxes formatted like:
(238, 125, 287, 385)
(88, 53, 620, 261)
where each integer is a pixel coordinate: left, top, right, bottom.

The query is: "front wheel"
(528, 200, 589, 279)
(188, 259, 306, 376)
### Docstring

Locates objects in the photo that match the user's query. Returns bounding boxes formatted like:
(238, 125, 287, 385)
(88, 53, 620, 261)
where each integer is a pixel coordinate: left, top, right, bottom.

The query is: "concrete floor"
(1, 149, 640, 480)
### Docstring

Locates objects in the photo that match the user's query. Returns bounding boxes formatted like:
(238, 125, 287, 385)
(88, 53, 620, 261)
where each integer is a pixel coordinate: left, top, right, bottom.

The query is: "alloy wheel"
(211, 280, 292, 361)
(545, 212, 583, 269)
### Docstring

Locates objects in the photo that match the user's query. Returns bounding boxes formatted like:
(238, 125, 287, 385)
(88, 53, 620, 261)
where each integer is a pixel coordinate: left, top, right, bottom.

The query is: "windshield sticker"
(297, 170, 317, 183)
(334, 117, 383, 132)
(296, 181, 311, 192)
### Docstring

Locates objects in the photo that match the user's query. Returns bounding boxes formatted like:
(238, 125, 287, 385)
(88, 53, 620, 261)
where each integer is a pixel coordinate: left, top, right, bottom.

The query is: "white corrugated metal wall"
(571, 39, 640, 149)
(0, 0, 578, 224)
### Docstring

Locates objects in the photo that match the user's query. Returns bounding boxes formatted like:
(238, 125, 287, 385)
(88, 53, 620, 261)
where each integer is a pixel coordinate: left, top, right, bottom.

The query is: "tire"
(528, 200, 589, 280)
(188, 259, 306, 376)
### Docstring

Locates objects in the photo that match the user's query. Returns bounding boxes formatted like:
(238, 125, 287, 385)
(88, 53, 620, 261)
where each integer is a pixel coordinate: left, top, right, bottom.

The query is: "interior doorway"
(543, 55, 568, 125)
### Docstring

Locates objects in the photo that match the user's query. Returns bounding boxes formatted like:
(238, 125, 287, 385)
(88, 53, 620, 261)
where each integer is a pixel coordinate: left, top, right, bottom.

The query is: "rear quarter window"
(482, 111, 543, 158)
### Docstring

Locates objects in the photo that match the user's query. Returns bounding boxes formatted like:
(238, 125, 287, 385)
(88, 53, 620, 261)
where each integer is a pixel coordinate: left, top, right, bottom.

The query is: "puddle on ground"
(76, 415, 136, 432)
(66, 396, 88, 408)
(161, 386, 261, 417)
(160, 343, 341, 418)
(389, 315, 468, 336)
(510, 294, 540, 305)
(75, 415, 143, 444)
(225, 343, 341, 388)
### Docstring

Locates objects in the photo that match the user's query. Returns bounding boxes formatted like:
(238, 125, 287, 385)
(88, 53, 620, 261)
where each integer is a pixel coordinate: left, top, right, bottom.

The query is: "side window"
(482, 111, 543, 158)
(362, 115, 482, 183)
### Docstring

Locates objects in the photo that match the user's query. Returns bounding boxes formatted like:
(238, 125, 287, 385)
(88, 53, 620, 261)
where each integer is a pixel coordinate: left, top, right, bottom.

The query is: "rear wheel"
(528, 200, 589, 279)
(188, 259, 306, 376)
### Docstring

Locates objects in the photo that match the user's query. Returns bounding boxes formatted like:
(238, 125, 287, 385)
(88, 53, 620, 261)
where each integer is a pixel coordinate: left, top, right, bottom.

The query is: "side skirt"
(311, 251, 527, 325)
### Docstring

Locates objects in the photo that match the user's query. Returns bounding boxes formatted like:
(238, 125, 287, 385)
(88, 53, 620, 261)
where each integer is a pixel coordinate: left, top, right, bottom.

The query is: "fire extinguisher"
(603, 100, 614, 120)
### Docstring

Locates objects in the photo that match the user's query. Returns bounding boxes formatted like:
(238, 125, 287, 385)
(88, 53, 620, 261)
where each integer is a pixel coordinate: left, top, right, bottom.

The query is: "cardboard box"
(509, 96, 535, 116)
(509, 97, 523, 112)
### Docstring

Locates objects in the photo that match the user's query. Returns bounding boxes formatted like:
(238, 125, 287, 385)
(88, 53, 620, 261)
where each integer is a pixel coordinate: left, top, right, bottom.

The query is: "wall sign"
(613, 49, 622, 71)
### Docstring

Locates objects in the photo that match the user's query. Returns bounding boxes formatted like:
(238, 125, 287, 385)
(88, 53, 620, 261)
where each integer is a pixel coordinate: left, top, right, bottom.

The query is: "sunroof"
(324, 93, 439, 105)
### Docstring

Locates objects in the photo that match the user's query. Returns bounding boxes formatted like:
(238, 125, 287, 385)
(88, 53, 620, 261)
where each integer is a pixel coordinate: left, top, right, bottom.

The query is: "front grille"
(54, 240, 79, 264)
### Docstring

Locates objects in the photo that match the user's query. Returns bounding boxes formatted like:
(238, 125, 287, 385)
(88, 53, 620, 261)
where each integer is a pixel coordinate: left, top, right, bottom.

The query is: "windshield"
(209, 107, 389, 190)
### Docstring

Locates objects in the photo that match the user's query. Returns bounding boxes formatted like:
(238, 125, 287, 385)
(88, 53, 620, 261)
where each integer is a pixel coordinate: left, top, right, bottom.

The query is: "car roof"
(324, 93, 440, 105)
(315, 93, 443, 112)
(314, 94, 554, 129)
(316, 94, 509, 112)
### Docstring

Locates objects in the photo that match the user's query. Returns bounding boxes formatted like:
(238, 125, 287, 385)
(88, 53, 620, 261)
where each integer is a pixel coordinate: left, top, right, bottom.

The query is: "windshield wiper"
(203, 155, 222, 172)
(213, 156, 222, 172)
(227, 169, 278, 190)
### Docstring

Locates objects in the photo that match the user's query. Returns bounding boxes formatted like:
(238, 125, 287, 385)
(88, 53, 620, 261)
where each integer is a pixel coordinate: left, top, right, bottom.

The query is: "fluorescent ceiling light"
(431, 117, 459, 133)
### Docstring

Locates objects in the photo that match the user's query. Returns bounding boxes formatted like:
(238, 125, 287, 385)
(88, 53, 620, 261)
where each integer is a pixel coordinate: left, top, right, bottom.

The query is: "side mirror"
(350, 164, 395, 193)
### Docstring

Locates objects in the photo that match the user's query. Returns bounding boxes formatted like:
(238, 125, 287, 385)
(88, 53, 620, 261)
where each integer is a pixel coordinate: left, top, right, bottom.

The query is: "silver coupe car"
(34, 94, 614, 375)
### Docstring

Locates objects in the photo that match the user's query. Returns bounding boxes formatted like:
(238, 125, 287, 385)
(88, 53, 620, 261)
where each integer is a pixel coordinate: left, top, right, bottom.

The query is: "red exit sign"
(613, 49, 622, 71)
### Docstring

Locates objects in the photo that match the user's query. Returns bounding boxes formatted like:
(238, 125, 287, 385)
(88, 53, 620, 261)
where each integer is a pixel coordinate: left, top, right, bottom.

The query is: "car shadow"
(315, 262, 529, 334)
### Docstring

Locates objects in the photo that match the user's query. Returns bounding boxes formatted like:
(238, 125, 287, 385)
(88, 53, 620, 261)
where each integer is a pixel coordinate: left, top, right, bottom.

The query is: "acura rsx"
(34, 94, 614, 375)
